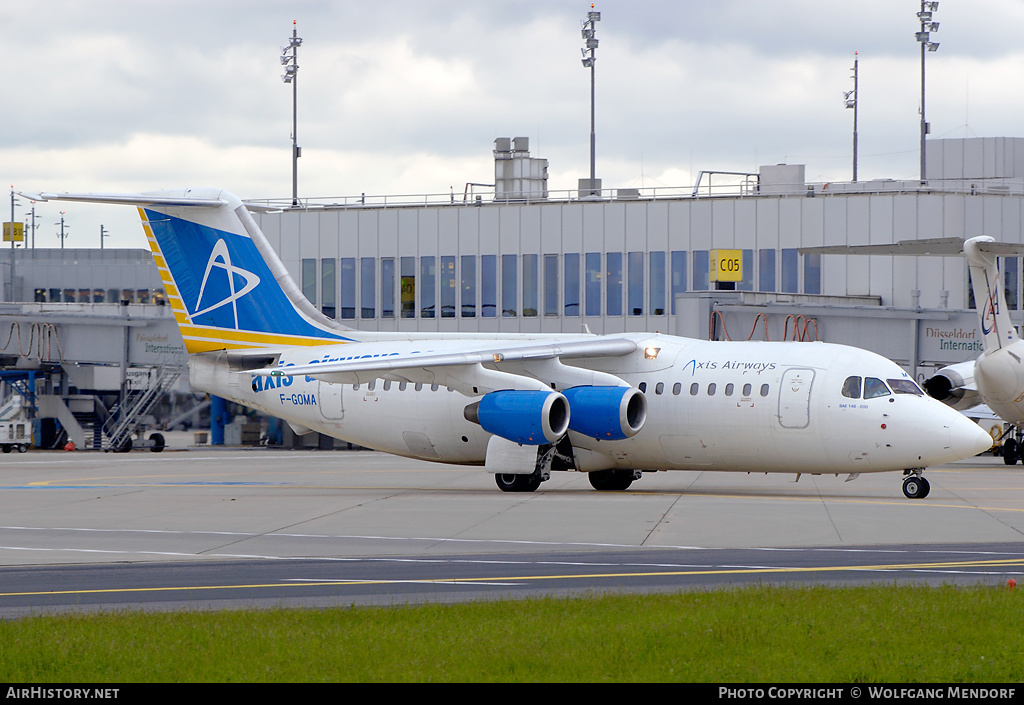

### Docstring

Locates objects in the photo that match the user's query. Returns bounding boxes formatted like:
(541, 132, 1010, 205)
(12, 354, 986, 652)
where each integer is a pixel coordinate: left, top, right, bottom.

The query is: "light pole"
(581, 6, 600, 197)
(56, 212, 68, 249)
(25, 204, 36, 250)
(281, 21, 303, 206)
(844, 52, 859, 182)
(916, 2, 940, 184)
(8, 188, 19, 302)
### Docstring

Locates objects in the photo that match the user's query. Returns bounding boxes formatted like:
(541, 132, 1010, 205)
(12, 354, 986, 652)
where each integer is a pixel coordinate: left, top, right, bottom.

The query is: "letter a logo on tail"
(193, 238, 261, 329)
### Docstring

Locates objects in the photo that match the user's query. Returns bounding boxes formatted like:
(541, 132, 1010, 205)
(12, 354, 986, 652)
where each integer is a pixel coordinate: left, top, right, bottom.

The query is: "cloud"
(5, 0, 1024, 248)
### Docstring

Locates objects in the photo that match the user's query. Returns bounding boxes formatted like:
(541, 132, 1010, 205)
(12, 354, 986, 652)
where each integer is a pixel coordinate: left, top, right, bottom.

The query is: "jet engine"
(464, 390, 570, 445)
(562, 385, 647, 440)
(922, 360, 982, 411)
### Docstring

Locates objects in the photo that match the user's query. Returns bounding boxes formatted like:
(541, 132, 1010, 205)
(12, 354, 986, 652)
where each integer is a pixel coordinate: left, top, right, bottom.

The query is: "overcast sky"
(4, 0, 1023, 248)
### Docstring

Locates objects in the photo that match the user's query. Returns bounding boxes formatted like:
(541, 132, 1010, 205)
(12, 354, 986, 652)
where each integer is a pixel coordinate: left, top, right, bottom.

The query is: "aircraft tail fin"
(964, 236, 1019, 354)
(28, 188, 357, 353)
(801, 235, 1024, 355)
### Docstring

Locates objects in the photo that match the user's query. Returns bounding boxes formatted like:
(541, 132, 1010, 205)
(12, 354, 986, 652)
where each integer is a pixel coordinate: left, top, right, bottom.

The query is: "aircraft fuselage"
(193, 334, 981, 476)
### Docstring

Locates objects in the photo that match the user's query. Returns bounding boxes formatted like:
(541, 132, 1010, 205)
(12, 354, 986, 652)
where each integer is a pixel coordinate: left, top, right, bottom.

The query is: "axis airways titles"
(681, 359, 778, 375)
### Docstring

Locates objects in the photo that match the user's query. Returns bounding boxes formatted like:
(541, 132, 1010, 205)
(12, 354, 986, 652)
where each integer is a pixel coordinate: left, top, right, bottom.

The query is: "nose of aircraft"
(945, 408, 996, 460)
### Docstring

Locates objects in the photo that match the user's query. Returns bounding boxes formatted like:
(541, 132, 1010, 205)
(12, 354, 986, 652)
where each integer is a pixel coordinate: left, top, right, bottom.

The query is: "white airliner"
(804, 235, 1024, 465)
(25, 188, 991, 497)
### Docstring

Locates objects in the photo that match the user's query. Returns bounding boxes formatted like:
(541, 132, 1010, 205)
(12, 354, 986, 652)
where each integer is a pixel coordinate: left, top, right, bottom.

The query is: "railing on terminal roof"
(243, 176, 1024, 211)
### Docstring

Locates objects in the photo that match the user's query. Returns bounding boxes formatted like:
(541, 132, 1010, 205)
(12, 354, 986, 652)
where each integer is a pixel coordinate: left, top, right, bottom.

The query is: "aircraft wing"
(254, 336, 643, 394)
(800, 237, 1024, 257)
(964, 403, 1002, 422)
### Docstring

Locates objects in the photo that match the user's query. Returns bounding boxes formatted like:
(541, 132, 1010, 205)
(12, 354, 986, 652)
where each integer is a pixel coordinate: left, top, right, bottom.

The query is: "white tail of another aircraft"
(963, 236, 1020, 354)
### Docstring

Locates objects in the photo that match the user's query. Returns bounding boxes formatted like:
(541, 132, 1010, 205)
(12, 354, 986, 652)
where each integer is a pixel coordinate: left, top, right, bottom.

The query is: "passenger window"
(725, 383, 734, 396)
(888, 379, 924, 396)
(760, 384, 769, 397)
(639, 382, 647, 393)
(742, 383, 752, 396)
(690, 383, 699, 396)
(707, 383, 717, 396)
(864, 377, 891, 399)
(655, 382, 664, 395)
(383, 380, 391, 391)
(399, 382, 407, 391)
(673, 382, 681, 395)
(842, 376, 862, 399)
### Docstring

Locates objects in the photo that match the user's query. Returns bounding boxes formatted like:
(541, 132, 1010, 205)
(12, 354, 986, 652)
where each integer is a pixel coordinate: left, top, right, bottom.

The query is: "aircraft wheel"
(588, 469, 635, 491)
(16, 444, 27, 453)
(494, 473, 541, 493)
(1004, 438, 1018, 465)
(149, 433, 165, 453)
(902, 476, 930, 499)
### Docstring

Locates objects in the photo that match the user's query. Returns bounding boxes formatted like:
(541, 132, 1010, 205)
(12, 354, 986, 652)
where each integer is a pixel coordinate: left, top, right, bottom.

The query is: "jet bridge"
(0, 301, 187, 450)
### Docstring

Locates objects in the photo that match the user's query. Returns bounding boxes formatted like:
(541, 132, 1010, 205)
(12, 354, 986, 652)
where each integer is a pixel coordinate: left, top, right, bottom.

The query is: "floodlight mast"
(844, 52, 859, 182)
(8, 188, 17, 302)
(843, 53, 860, 183)
(281, 21, 303, 206)
(916, 1, 940, 184)
(581, 6, 600, 197)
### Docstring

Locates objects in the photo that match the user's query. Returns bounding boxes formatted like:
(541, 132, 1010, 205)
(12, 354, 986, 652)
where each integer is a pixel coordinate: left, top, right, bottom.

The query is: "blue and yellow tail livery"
(129, 189, 357, 353)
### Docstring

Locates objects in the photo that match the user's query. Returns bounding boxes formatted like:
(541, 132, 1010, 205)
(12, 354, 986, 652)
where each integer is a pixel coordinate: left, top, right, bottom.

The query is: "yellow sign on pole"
(2, 223, 23, 242)
(710, 249, 742, 282)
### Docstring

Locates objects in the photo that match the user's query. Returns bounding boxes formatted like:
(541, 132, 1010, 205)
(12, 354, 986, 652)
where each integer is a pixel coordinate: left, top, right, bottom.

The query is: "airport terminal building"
(2, 135, 1023, 445)
(250, 136, 1024, 378)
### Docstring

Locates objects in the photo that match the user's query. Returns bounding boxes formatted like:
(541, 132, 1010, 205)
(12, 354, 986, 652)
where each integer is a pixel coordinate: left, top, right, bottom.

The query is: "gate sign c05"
(710, 249, 742, 282)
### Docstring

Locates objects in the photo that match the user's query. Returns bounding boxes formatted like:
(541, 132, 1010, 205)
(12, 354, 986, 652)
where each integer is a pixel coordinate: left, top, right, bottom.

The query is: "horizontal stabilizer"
(800, 237, 1024, 257)
(18, 191, 228, 208)
(18, 189, 281, 213)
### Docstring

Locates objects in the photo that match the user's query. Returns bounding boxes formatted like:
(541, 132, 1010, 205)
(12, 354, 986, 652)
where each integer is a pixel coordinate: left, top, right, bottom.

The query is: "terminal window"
(420, 256, 436, 319)
(649, 251, 665, 316)
(501, 254, 517, 317)
(606, 252, 623, 316)
(481, 254, 497, 318)
(564, 253, 580, 317)
(522, 254, 538, 317)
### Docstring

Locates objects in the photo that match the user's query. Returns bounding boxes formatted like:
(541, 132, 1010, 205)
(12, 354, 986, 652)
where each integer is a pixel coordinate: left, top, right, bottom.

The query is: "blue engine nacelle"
(464, 390, 570, 445)
(562, 386, 647, 440)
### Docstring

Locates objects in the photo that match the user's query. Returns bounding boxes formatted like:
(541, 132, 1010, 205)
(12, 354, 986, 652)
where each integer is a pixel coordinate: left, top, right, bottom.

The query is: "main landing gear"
(494, 472, 544, 493)
(902, 469, 931, 499)
(493, 439, 644, 493)
(588, 469, 642, 491)
(1001, 427, 1023, 465)
(495, 467, 644, 493)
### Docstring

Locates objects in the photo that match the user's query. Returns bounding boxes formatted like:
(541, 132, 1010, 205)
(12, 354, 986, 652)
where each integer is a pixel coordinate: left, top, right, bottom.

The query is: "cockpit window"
(863, 377, 891, 399)
(888, 379, 924, 396)
(841, 376, 862, 399)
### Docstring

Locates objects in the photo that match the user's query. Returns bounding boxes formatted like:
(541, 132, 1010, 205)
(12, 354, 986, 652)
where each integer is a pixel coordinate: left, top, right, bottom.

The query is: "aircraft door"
(318, 381, 344, 420)
(778, 368, 815, 429)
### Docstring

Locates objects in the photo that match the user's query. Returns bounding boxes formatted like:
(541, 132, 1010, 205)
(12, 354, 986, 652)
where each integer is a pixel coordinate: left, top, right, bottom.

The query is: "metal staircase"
(101, 364, 182, 452)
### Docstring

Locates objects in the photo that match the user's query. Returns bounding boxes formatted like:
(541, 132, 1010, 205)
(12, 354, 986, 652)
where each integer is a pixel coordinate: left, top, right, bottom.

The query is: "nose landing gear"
(902, 469, 931, 499)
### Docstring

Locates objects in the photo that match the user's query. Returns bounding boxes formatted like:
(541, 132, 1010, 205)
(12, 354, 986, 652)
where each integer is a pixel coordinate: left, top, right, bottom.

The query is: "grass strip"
(1, 584, 1022, 682)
